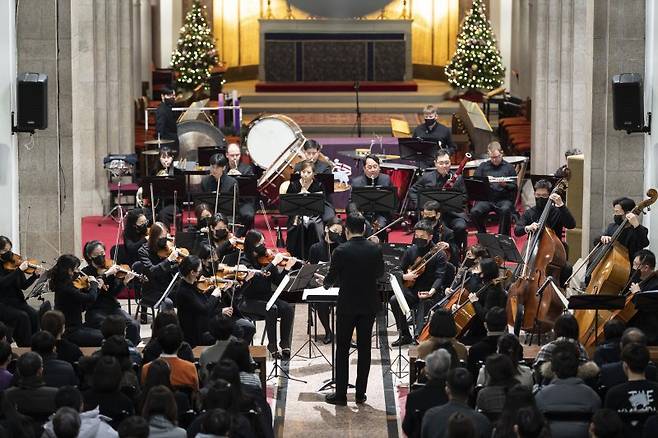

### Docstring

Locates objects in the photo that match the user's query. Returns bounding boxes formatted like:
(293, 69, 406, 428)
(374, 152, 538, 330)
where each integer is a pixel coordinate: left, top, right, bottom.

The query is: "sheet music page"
(302, 286, 339, 301)
(266, 275, 290, 311)
(390, 273, 411, 316)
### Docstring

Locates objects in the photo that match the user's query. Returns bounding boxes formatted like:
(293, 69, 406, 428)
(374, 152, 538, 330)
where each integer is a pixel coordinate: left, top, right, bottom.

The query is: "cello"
(507, 178, 570, 335)
(576, 188, 658, 346)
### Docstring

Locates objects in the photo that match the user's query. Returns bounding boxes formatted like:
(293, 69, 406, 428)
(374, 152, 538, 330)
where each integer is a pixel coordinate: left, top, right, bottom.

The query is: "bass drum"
(177, 120, 227, 185)
(246, 114, 304, 169)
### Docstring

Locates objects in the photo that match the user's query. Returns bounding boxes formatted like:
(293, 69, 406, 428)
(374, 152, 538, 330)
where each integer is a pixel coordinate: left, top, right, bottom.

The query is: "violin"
(195, 275, 237, 293)
(157, 240, 190, 263)
(72, 272, 92, 290)
(257, 249, 296, 267)
(97, 259, 148, 282)
(403, 242, 450, 288)
(2, 253, 44, 275)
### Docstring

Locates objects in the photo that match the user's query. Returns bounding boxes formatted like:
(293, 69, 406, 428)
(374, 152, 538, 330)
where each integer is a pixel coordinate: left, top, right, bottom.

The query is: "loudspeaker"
(612, 73, 644, 132)
(17, 73, 48, 131)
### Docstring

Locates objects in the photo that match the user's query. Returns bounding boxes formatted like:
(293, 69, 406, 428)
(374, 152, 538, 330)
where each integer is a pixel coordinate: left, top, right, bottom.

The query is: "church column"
(140, 0, 153, 96)
(156, 0, 183, 68)
(488, 0, 512, 89)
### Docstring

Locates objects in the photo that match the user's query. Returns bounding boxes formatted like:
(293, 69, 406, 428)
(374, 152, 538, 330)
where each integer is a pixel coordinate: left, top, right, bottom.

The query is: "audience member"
(4, 351, 58, 424)
(417, 309, 467, 361)
(142, 385, 186, 438)
(199, 315, 236, 384)
(0, 340, 13, 391)
(141, 324, 199, 391)
(492, 385, 543, 438)
(534, 313, 589, 372)
(82, 356, 135, 429)
(142, 313, 195, 364)
(476, 354, 519, 416)
(223, 341, 261, 392)
(421, 368, 492, 438)
(477, 334, 533, 387)
(138, 358, 191, 426)
(466, 307, 507, 378)
(117, 416, 150, 438)
(593, 320, 625, 367)
(514, 406, 550, 438)
(590, 408, 623, 438)
(101, 315, 143, 366)
(41, 310, 83, 366)
(31, 330, 78, 388)
(52, 407, 81, 438)
(599, 328, 657, 394)
(446, 412, 476, 438)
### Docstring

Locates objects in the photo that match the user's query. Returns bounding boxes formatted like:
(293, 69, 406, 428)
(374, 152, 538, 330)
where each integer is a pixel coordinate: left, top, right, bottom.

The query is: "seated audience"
(593, 319, 625, 367)
(476, 354, 519, 417)
(142, 312, 195, 364)
(421, 368, 492, 438)
(0, 340, 13, 391)
(590, 408, 624, 438)
(4, 351, 58, 424)
(222, 341, 261, 392)
(199, 315, 236, 384)
(82, 356, 135, 429)
(477, 334, 533, 388)
(31, 330, 78, 388)
(535, 341, 601, 438)
(41, 310, 83, 366)
(199, 408, 232, 437)
(141, 324, 199, 391)
(466, 307, 507, 378)
(142, 385, 186, 438)
(599, 328, 657, 394)
(403, 349, 451, 438)
(492, 385, 544, 438)
(138, 358, 191, 426)
(100, 315, 143, 366)
(513, 406, 551, 438)
(446, 412, 476, 438)
(52, 407, 81, 438)
(417, 309, 467, 361)
(117, 416, 149, 438)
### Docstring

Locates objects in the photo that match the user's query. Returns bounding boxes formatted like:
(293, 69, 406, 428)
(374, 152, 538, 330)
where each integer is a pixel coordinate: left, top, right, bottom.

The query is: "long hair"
(142, 385, 178, 425)
(147, 222, 168, 254)
(124, 208, 147, 242)
(48, 255, 80, 290)
(243, 230, 264, 262)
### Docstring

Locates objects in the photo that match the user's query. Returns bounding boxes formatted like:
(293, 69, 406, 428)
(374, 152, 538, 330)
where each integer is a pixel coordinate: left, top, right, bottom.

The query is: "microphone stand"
(354, 80, 362, 138)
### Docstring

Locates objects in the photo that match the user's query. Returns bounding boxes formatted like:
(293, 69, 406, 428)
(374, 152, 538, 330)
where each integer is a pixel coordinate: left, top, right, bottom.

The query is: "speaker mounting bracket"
(11, 111, 35, 135)
(626, 112, 651, 135)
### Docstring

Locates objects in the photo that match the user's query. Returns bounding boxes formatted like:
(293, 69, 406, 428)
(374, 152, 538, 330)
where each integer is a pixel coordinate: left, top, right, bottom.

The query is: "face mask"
(0, 251, 13, 262)
(424, 118, 435, 129)
(165, 97, 175, 106)
(157, 237, 168, 250)
(254, 244, 267, 257)
(328, 231, 341, 243)
(92, 254, 105, 267)
(535, 197, 548, 211)
(214, 229, 228, 240)
(464, 258, 476, 268)
(199, 217, 211, 228)
(614, 214, 624, 225)
(413, 237, 429, 248)
(135, 223, 148, 235)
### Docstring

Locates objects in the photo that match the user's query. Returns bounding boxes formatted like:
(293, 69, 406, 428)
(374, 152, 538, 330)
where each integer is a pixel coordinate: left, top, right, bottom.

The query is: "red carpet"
(254, 81, 418, 92)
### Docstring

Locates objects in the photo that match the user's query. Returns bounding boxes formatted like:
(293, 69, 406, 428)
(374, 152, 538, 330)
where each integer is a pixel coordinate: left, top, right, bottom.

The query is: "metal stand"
(267, 354, 307, 384)
(387, 340, 409, 379)
(291, 303, 330, 364)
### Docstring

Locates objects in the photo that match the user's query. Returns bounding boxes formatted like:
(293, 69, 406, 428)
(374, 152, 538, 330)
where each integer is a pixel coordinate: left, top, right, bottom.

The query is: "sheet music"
(390, 274, 411, 317)
(302, 286, 339, 301)
(266, 275, 290, 311)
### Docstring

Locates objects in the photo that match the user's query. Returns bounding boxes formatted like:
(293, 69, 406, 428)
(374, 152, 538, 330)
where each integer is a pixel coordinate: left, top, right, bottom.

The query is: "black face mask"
(92, 254, 106, 267)
(614, 214, 624, 225)
(535, 197, 548, 211)
(254, 244, 267, 257)
(0, 251, 13, 262)
(424, 118, 435, 130)
(165, 97, 175, 106)
(328, 231, 342, 243)
(413, 237, 429, 248)
(157, 237, 168, 250)
(135, 223, 148, 235)
(464, 258, 476, 268)
(214, 229, 229, 241)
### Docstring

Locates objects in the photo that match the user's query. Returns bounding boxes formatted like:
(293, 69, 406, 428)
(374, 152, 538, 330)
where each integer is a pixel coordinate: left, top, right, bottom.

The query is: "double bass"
(576, 188, 658, 346)
(507, 178, 570, 335)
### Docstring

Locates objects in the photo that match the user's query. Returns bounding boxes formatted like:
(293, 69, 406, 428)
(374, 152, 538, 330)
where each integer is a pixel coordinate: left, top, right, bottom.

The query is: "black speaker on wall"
(17, 72, 48, 132)
(612, 73, 650, 133)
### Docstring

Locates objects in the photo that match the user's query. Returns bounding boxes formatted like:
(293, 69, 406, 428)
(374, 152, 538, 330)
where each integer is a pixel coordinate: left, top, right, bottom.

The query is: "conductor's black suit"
(323, 235, 385, 400)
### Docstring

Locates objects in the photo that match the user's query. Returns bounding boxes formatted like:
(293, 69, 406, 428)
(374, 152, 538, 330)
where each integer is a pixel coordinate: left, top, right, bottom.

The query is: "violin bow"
(231, 183, 238, 236)
(259, 200, 277, 248)
(369, 216, 404, 240)
(214, 173, 221, 216)
(149, 183, 157, 227)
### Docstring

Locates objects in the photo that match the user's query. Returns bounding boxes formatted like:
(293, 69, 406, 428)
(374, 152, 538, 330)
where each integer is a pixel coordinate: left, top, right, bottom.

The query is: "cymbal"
(144, 138, 175, 145)
(142, 149, 161, 155)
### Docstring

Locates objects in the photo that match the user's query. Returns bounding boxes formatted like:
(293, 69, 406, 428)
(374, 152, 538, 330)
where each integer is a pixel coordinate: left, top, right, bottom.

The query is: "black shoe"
(325, 392, 347, 406)
(269, 349, 282, 360)
(350, 341, 358, 349)
(281, 348, 291, 360)
(391, 336, 413, 347)
(355, 394, 367, 404)
(323, 333, 333, 345)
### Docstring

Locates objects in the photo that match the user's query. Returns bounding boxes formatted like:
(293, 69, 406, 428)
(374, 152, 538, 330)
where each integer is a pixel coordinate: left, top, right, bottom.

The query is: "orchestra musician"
(308, 217, 346, 344)
(322, 213, 385, 406)
(409, 149, 468, 249)
(596, 197, 650, 268)
(514, 179, 576, 284)
(421, 201, 459, 266)
(81, 240, 141, 346)
(348, 155, 393, 237)
(155, 147, 175, 176)
(0, 236, 42, 347)
(285, 160, 336, 259)
(207, 213, 240, 265)
(49, 254, 104, 347)
(122, 209, 149, 266)
(137, 222, 180, 317)
(627, 249, 658, 345)
(155, 88, 179, 152)
(238, 230, 296, 359)
(411, 105, 457, 157)
(135, 148, 179, 228)
(390, 220, 448, 347)
(191, 203, 213, 234)
(293, 139, 333, 175)
(469, 142, 518, 236)
(224, 143, 256, 233)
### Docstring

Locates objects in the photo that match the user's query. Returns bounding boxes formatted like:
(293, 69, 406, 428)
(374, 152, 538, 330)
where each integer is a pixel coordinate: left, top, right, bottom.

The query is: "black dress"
(53, 278, 103, 347)
(285, 179, 334, 259)
(0, 265, 39, 347)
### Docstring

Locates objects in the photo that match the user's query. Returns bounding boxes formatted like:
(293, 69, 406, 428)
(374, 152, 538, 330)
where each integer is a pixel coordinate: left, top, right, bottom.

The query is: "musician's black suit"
(349, 173, 394, 231)
(323, 235, 385, 400)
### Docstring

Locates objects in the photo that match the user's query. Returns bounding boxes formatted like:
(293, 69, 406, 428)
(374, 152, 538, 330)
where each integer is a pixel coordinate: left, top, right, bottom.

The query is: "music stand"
(233, 176, 259, 198)
(399, 138, 439, 167)
(192, 193, 237, 217)
(351, 186, 398, 213)
(632, 291, 658, 311)
(476, 233, 523, 264)
(279, 193, 324, 260)
(418, 189, 467, 215)
(141, 175, 187, 201)
(175, 231, 201, 254)
(463, 176, 492, 202)
(568, 295, 626, 345)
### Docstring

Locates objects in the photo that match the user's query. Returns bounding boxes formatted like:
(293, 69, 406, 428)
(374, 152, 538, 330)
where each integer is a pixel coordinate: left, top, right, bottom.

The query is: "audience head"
(41, 310, 66, 339)
(550, 340, 580, 379)
(428, 308, 457, 338)
(209, 315, 234, 341)
(484, 307, 507, 333)
(54, 386, 83, 411)
(425, 349, 452, 382)
(514, 406, 549, 438)
(31, 331, 56, 357)
(0, 341, 11, 368)
(101, 315, 127, 339)
(621, 342, 650, 376)
(202, 379, 239, 412)
(202, 408, 231, 436)
(52, 407, 80, 438)
(445, 368, 472, 401)
(345, 213, 366, 237)
(589, 409, 623, 438)
(620, 327, 647, 348)
(602, 319, 625, 342)
(446, 412, 476, 438)
(143, 359, 172, 391)
(151, 312, 181, 339)
(92, 356, 122, 393)
(117, 415, 150, 438)
(486, 354, 519, 387)
(223, 341, 253, 373)
(497, 333, 523, 364)
(158, 323, 183, 355)
(495, 385, 540, 438)
(142, 385, 178, 424)
(16, 351, 42, 379)
(101, 336, 132, 370)
(209, 359, 242, 391)
(553, 313, 580, 340)
(479, 258, 499, 282)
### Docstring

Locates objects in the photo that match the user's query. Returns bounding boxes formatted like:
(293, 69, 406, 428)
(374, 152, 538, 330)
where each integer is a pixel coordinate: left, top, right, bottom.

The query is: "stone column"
(488, 0, 513, 89)
(157, 0, 183, 68)
(140, 0, 153, 96)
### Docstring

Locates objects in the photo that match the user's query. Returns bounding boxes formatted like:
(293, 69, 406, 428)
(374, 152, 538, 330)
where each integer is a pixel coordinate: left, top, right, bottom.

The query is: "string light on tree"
(171, 0, 219, 91)
(444, 0, 504, 91)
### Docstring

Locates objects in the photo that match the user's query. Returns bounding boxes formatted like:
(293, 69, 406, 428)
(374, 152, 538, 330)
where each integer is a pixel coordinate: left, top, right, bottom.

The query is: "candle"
(233, 97, 241, 134)
(218, 94, 225, 128)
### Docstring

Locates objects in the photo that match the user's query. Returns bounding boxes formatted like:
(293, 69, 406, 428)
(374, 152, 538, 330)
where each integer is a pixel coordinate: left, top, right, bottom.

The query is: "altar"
(259, 19, 413, 82)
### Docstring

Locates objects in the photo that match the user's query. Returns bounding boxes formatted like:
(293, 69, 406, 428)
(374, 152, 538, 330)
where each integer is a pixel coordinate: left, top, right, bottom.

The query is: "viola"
(157, 240, 190, 263)
(257, 249, 295, 267)
(3, 253, 44, 275)
(403, 242, 450, 288)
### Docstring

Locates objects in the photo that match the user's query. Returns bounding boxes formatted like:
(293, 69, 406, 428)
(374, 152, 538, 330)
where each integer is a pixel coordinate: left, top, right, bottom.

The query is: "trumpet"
(487, 176, 517, 183)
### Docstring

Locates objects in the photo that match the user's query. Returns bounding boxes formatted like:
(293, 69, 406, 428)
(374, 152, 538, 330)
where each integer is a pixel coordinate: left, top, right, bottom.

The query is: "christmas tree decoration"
(444, 0, 504, 91)
(171, 0, 219, 91)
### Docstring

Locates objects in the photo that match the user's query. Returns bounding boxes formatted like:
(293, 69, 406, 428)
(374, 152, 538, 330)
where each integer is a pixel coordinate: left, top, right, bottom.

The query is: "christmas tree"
(171, 0, 219, 91)
(444, 0, 504, 91)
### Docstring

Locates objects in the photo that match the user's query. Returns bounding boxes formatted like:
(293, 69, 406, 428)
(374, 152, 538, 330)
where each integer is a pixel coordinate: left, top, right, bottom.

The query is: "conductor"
(322, 213, 385, 406)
